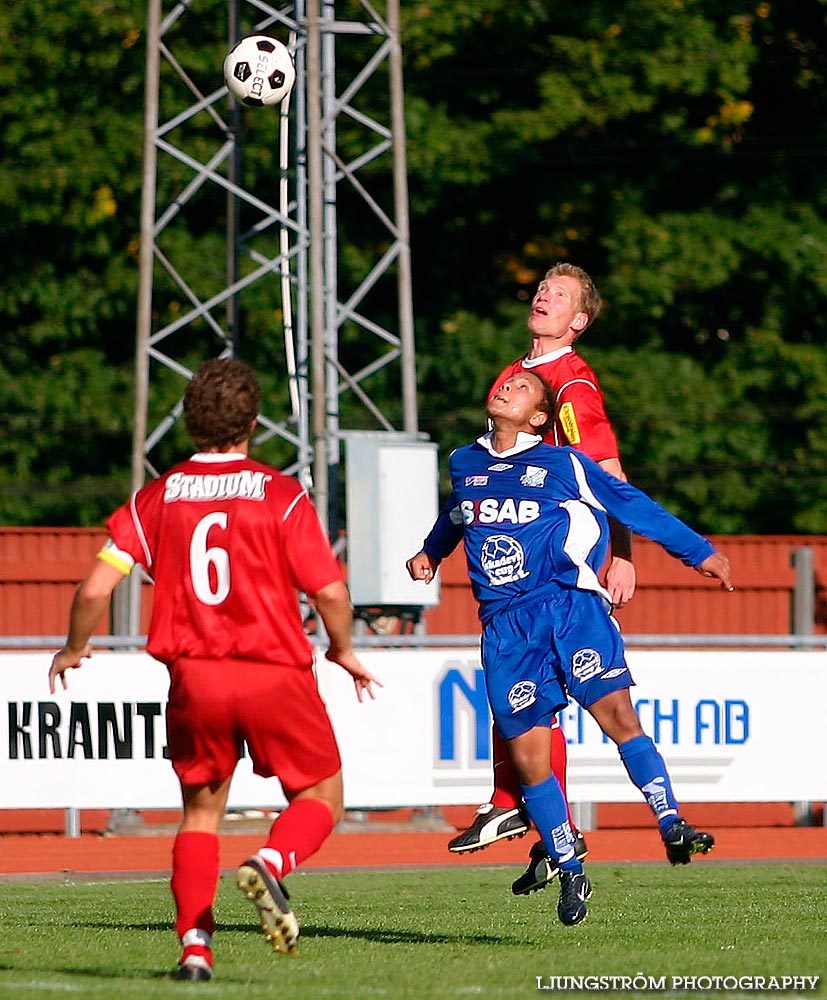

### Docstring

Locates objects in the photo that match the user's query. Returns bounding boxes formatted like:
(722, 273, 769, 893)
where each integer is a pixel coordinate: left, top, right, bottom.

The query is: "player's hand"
(695, 552, 734, 591)
(48, 644, 91, 694)
(406, 551, 439, 584)
(605, 556, 636, 607)
(325, 646, 384, 703)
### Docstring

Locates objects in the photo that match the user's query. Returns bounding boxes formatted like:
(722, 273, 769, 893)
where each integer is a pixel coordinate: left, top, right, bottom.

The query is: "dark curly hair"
(184, 358, 262, 451)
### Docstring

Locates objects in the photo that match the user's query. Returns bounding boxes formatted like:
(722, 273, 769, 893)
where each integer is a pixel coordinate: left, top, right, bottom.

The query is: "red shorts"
(165, 657, 342, 795)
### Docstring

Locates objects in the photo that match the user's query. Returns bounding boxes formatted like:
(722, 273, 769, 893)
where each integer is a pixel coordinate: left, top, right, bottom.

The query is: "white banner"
(1, 649, 824, 809)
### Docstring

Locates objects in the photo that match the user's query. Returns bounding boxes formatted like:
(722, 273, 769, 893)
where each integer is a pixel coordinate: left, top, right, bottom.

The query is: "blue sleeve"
(421, 490, 463, 560)
(567, 451, 715, 568)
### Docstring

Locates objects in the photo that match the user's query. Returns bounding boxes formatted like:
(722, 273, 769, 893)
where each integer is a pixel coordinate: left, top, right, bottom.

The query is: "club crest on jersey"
(465, 475, 489, 487)
(488, 463, 513, 472)
(571, 647, 604, 680)
(480, 534, 529, 586)
(520, 465, 548, 488)
(507, 680, 537, 713)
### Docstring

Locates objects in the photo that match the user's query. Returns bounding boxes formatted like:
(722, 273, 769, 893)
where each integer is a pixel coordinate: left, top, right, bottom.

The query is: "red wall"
(424, 535, 827, 636)
(2, 528, 826, 638)
(0, 527, 153, 638)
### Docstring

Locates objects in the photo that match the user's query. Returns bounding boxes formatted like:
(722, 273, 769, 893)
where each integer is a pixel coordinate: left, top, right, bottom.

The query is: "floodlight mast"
(125, 0, 419, 634)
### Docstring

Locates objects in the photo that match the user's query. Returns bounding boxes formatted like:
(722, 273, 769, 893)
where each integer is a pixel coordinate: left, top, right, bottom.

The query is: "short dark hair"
(184, 358, 261, 451)
(525, 370, 556, 438)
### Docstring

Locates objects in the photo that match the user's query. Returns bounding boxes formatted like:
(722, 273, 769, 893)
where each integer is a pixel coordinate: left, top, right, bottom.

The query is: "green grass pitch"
(0, 864, 824, 999)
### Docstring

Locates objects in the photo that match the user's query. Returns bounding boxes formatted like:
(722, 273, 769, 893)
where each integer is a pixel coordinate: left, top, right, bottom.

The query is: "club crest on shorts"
(571, 647, 603, 680)
(520, 465, 548, 488)
(507, 680, 537, 713)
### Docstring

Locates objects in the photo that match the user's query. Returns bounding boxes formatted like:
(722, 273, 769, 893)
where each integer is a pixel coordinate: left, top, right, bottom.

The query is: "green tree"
(2, 0, 827, 534)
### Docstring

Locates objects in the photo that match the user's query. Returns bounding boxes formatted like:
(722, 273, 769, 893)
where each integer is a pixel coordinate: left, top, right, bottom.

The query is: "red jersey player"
(407, 262, 634, 896)
(48, 359, 381, 982)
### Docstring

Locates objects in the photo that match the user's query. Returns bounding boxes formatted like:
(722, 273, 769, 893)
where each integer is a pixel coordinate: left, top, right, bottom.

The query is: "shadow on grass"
(68, 919, 516, 947)
(300, 922, 515, 946)
(0, 962, 178, 982)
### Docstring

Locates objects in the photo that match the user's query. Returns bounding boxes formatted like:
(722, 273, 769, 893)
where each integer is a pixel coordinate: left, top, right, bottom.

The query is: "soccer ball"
(223, 35, 296, 108)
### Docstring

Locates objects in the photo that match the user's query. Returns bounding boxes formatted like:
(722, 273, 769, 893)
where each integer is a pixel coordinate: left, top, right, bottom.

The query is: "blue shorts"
(481, 588, 633, 740)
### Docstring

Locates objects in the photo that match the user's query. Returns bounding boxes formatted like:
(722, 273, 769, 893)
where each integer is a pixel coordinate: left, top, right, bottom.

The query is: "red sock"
(179, 941, 213, 969)
(259, 798, 334, 879)
(171, 831, 219, 943)
(490, 726, 522, 810)
(550, 721, 576, 828)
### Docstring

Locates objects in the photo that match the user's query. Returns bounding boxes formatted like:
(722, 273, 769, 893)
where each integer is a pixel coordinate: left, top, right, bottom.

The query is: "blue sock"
(521, 774, 582, 873)
(619, 734, 680, 834)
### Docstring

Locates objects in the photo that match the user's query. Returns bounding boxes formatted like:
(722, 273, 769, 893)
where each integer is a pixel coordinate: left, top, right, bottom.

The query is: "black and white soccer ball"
(223, 35, 296, 108)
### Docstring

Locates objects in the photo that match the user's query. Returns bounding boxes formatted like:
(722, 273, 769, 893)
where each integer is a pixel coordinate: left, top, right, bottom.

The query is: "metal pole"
(127, 0, 162, 635)
(227, 0, 241, 356)
(293, 3, 312, 488)
(792, 544, 816, 826)
(793, 546, 815, 638)
(387, 0, 418, 435)
(307, 0, 329, 531)
(64, 807, 80, 839)
(321, 0, 340, 537)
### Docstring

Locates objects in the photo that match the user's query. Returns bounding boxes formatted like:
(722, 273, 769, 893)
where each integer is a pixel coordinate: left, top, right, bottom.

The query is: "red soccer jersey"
(489, 346, 620, 463)
(102, 452, 343, 667)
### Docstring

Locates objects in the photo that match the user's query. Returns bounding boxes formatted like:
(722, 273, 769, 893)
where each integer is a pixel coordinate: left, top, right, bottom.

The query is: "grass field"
(0, 864, 825, 999)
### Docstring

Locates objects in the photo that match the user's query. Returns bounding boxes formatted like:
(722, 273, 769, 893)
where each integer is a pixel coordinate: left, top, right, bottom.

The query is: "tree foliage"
(1, 0, 827, 532)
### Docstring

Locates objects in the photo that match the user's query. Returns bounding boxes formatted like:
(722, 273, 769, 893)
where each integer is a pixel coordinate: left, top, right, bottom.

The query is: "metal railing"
(5, 630, 824, 838)
(4, 633, 827, 649)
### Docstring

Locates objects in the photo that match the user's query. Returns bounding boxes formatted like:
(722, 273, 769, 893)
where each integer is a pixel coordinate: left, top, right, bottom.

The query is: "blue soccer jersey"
(427, 432, 714, 622)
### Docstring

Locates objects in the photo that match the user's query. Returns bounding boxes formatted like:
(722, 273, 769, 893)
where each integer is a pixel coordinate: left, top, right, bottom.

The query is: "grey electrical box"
(345, 432, 441, 607)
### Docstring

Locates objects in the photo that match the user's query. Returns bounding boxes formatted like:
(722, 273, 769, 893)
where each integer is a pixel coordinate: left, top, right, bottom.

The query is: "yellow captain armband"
(558, 402, 581, 445)
(97, 539, 135, 576)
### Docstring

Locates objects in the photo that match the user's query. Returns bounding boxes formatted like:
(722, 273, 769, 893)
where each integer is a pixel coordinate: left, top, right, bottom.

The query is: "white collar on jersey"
(475, 430, 542, 458)
(189, 452, 247, 463)
(521, 345, 573, 367)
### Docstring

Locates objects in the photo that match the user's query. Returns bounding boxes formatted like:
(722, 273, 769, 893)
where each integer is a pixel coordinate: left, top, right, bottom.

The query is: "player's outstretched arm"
(599, 458, 637, 607)
(406, 550, 440, 583)
(410, 493, 463, 570)
(49, 560, 128, 694)
(48, 560, 127, 693)
(314, 580, 383, 702)
(605, 555, 636, 607)
(694, 551, 734, 591)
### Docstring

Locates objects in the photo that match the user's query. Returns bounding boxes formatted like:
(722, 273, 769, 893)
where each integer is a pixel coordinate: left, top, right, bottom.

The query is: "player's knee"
(508, 746, 546, 786)
(325, 793, 344, 825)
(589, 692, 642, 744)
(313, 773, 344, 823)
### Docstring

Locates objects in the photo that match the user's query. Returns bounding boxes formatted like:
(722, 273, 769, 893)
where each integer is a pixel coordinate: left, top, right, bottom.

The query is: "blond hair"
(544, 262, 602, 330)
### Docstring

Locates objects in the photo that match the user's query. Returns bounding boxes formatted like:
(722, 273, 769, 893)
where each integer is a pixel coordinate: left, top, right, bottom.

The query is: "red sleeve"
(554, 377, 620, 463)
(106, 495, 153, 571)
(281, 491, 345, 596)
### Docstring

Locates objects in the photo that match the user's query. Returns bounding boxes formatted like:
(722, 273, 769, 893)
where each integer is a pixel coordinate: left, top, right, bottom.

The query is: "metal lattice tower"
(128, 1, 418, 629)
